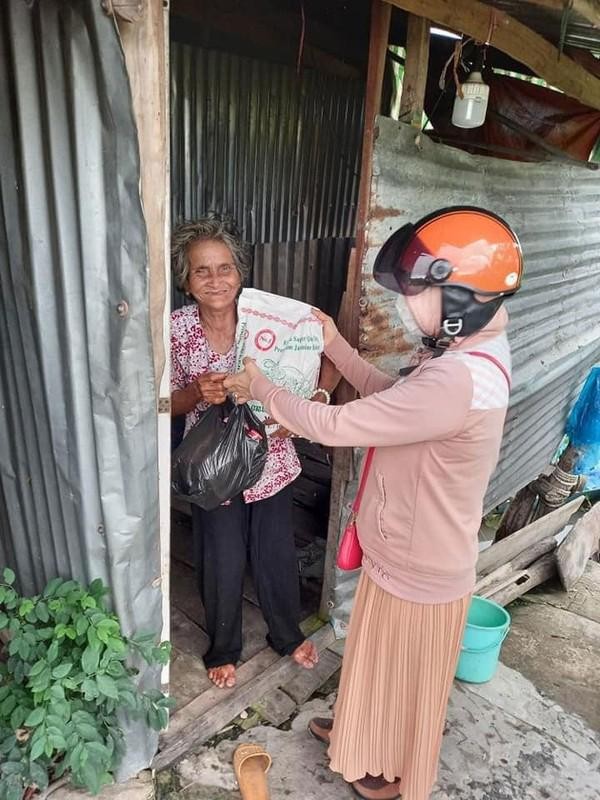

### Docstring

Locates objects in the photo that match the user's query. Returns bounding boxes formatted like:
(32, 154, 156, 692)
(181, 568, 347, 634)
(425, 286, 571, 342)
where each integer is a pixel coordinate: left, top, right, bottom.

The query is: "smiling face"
(185, 239, 242, 311)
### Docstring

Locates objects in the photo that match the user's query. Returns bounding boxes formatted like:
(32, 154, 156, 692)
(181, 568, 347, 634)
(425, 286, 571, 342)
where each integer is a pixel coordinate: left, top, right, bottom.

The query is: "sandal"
(233, 743, 272, 800)
(351, 775, 401, 800)
(308, 717, 333, 745)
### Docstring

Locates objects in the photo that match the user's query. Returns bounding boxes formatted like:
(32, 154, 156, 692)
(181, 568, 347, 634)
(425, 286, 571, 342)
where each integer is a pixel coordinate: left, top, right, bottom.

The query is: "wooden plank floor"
(155, 624, 341, 770)
(169, 493, 327, 712)
(163, 440, 335, 760)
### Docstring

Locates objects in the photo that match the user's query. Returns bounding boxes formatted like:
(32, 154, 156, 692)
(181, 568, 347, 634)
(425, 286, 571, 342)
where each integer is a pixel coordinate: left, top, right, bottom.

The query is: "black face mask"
(440, 286, 504, 338)
(398, 286, 505, 375)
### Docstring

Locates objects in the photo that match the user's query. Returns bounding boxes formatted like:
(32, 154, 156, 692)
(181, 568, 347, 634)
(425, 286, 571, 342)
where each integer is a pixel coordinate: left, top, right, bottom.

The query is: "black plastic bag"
(171, 400, 268, 511)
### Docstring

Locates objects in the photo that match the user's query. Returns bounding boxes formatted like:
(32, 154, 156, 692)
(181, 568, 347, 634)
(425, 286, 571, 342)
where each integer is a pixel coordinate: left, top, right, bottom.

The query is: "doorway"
(165, 0, 367, 714)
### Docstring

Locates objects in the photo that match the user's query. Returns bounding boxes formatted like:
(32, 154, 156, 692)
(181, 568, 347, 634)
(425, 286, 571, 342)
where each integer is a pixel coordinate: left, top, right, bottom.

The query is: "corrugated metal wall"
(331, 117, 600, 635)
(0, 0, 160, 771)
(362, 118, 600, 509)
(170, 42, 363, 311)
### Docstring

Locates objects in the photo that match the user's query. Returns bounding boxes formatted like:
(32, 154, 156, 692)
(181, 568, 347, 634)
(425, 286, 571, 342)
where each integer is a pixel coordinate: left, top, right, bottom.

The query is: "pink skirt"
(328, 572, 470, 800)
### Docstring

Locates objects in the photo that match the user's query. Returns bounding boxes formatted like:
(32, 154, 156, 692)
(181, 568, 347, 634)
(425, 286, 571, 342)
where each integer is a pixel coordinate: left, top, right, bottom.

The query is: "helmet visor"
(373, 224, 425, 296)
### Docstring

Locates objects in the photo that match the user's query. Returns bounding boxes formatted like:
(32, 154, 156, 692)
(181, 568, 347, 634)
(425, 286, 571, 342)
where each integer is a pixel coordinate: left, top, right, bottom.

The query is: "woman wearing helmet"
(224, 207, 522, 800)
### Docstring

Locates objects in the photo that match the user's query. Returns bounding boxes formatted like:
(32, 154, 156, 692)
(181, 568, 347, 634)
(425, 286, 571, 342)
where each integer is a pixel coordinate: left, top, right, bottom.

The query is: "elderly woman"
(225, 208, 522, 800)
(171, 216, 339, 690)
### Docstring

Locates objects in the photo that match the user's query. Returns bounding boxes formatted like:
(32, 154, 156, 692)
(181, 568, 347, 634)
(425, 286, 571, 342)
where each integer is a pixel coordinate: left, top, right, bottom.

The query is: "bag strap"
(466, 350, 512, 390)
(351, 447, 375, 514)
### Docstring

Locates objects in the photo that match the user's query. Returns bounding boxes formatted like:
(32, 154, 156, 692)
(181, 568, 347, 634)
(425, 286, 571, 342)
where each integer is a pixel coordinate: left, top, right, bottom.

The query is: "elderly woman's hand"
(223, 357, 262, 404)
(195, 372, 228, 405)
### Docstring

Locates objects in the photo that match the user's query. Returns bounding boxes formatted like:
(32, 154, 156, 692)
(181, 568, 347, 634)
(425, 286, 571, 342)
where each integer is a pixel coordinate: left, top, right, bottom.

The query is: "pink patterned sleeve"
(170, 313, 187, 391)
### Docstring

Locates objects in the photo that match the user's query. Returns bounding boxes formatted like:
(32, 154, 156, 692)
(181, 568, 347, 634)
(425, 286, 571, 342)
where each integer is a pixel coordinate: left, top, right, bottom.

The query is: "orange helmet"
(374, 206, 523, 340)
(374, 207, 522, 296)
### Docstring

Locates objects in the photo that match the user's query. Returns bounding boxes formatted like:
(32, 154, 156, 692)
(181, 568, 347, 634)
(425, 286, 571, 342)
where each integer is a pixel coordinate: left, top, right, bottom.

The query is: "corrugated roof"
(361, 118, 600, 510)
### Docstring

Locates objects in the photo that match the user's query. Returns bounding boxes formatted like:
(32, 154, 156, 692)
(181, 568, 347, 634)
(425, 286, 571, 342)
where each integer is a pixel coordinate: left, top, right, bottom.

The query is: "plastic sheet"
(565, 367, 600, 491)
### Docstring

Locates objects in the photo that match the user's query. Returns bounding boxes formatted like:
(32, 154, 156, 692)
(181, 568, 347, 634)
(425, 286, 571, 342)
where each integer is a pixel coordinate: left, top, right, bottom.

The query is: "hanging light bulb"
(452, 70, 490, 129)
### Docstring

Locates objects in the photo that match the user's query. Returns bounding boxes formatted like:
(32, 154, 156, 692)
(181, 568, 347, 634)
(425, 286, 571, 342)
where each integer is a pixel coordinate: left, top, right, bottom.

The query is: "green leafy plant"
(0, 568, 173, 798)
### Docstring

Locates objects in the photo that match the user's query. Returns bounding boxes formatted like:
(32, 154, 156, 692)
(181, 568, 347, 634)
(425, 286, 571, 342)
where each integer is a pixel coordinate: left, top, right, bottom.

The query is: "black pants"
(191, 484, 304, 668)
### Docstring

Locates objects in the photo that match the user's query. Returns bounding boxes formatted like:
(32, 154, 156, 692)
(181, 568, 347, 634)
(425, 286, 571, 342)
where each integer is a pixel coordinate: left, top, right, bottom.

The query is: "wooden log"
(495, 447, 582, 541)
(474, 536, 557, 594)
(494, 484, 538, 542)
(476, 497, 584, 577)
(153, 624, 335, 769)
(386, 0, 600, 110)
(556, 503, 600, 590)
(487, 553, 557, 607)
(399, 14, 430, 128)
(481, 571, 529, 599)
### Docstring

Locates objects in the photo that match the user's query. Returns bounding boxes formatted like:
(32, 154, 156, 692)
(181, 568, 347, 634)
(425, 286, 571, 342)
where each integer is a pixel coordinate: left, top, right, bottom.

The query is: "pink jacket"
(250, 331, 511, 603)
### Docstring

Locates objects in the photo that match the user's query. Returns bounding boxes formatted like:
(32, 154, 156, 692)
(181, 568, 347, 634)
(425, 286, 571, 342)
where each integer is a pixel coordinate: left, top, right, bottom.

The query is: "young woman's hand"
(223, 357, 262, 404)
(265, 385, 326, 439)
(311, 308, 338, 347)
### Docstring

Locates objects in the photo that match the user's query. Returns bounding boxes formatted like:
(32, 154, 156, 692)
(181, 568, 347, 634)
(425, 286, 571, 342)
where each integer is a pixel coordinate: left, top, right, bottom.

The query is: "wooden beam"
(399, 14, 430, 127)
(387, 0, 600, 110)
(525, 0, 600, 29)
(117, 0, 169, 386)
(343, 0, 392, 350)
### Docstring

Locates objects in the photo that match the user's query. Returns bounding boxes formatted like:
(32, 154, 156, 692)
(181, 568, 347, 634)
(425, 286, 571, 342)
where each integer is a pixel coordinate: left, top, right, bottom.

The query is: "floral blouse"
(170, 304, 301, 503)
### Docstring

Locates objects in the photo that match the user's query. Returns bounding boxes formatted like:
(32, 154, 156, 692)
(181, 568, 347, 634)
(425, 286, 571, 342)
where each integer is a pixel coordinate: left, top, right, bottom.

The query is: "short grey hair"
(171, 215, 251, 290)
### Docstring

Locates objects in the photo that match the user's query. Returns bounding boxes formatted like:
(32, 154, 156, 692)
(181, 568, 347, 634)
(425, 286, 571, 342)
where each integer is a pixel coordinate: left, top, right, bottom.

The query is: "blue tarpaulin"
(565, 367, 600, 491)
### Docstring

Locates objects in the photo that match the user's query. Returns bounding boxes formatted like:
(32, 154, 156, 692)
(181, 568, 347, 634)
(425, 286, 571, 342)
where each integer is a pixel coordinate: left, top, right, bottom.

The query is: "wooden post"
(319, 1, 391, 620)
(116, 0, 169, 388)
(343, 0, 392, 352)
(399, 14, 430, 128)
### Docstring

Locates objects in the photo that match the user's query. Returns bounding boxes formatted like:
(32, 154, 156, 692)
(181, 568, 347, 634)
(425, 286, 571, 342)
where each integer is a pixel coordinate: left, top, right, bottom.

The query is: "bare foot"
(207, 664, 236, 689)
(292, 640, 319, 669)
